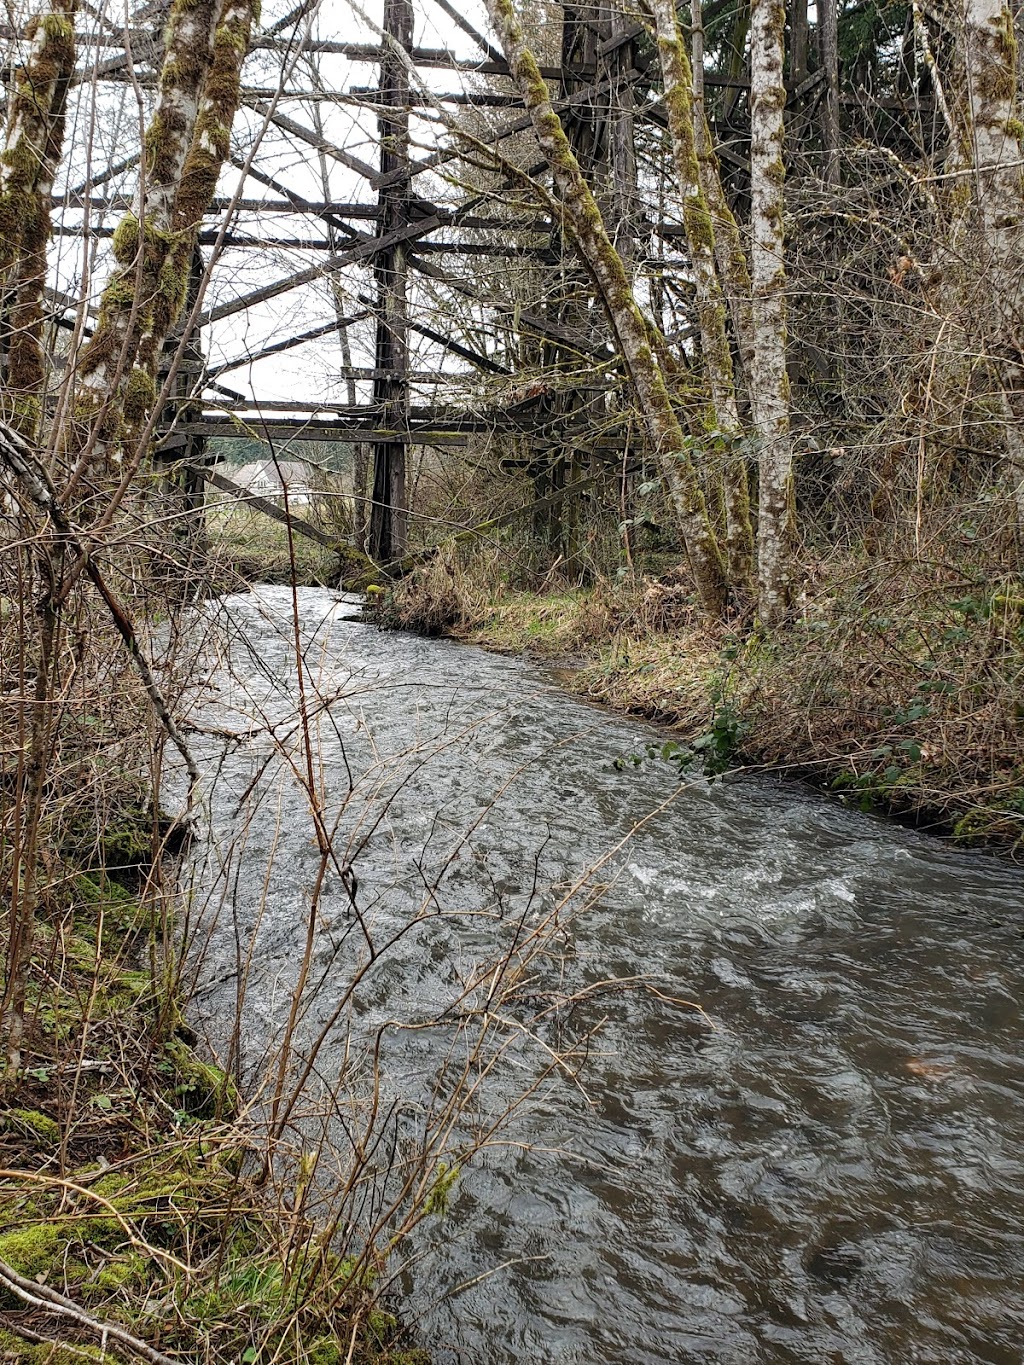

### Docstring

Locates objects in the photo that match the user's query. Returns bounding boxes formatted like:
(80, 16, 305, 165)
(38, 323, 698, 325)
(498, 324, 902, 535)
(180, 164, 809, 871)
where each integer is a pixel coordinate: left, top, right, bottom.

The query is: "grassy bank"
(382, 553, 1024, 855)
(204, 500, 338, 589)
(204, 499, 375, 592)
(0, 812, 427, 1364)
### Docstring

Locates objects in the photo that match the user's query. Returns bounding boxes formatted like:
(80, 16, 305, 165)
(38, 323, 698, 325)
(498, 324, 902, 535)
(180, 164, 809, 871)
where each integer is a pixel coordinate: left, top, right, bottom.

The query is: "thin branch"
(0, 419, 201, 792)
(0, 1257, 179, 1365)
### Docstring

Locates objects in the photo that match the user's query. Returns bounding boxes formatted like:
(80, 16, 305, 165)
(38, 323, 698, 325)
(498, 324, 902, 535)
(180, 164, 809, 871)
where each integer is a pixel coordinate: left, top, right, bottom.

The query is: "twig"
(0, 1311, 100, 1359)
(0, 417, 201, 792)
(0, 1256, 179, 1365)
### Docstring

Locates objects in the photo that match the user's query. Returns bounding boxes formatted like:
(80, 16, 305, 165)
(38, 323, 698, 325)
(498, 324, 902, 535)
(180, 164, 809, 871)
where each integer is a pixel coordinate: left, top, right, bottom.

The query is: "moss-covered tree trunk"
(0, 0, 77, 1080)
(750, 0, 796, 621)
(1, 0, 255, 1073)
(484, 0, 729, 617)
(651, 0, 754, 598)
(0, 0, 77, 437)
(74, 0, 256, 470)
(0, 2, 74, 1076)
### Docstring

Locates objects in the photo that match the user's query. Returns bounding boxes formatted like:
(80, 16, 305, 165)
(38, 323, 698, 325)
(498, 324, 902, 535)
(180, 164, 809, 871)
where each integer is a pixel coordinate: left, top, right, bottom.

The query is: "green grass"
(206, 500, 339, 587)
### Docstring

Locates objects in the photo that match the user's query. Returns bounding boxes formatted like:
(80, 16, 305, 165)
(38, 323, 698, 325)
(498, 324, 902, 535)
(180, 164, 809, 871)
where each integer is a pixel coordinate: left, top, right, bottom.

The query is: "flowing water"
(181, 586, 1024, 1365)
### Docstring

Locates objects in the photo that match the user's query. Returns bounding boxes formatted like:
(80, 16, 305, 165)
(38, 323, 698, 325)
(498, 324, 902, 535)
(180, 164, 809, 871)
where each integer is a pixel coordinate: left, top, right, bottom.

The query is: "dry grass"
(204, 500, 339, 589)
(577, 558, 1024, 849)
(383, 548, 710, 657)
(389, 546, 1024, 854)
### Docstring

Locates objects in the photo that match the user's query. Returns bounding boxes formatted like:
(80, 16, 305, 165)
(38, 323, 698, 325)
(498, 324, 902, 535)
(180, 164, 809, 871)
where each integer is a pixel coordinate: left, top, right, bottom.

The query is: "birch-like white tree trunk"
(963, 0, 1023, 295)
(960, 0, 1024, 519)
(651, 0, 754, 596)
(749, 0, 795, 621)
(484, 0, 729, 617)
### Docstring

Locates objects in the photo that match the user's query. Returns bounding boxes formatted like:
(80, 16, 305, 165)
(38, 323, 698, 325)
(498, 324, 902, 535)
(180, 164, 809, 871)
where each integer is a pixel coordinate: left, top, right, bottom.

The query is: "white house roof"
(224, 459, 316, 493)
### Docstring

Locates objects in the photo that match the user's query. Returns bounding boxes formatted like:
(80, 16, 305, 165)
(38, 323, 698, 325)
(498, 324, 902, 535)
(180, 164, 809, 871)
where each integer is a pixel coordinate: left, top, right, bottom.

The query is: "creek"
(180, 586, 1024, 1365)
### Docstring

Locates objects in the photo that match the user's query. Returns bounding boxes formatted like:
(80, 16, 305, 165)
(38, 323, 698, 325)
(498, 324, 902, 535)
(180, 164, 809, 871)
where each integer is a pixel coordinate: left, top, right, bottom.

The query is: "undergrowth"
(0, 563, 428, 1363)
(0, 825, 428, 1363)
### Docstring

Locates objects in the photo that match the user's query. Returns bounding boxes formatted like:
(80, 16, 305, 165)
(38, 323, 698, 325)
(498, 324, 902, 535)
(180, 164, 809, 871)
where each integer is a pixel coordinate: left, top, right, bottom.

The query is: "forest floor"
(382, 552, 1024, 857)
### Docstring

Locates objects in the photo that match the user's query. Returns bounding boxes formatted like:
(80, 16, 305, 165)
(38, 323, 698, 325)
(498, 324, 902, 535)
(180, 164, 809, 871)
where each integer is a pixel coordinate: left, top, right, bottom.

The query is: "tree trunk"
(818, 0, 841, 182)
(74, 0, 256, 470)
(962, 0, 1024, 320)
(0, 0, 76, 1075)
(484, 0, 729, 617)
(353, 444, 369, 552)
(607, 4, 641, 264)
(0, 0, 77, 437)
(750, 0, 796, 620)
(958, 0, 1024, 521)
(651, 0, 754, 596)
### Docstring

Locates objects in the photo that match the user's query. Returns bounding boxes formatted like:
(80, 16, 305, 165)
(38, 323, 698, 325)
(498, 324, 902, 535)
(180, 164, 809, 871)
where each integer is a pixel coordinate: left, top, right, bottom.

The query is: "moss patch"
(0, 1107, 60, 1146)
(1, 829, 421, 1364)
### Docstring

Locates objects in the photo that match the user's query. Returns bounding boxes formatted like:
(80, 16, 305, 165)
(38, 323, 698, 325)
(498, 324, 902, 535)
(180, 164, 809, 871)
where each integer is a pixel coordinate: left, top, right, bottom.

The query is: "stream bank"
(0, 731, 425, 1364)
(381, 562, 1024, 856)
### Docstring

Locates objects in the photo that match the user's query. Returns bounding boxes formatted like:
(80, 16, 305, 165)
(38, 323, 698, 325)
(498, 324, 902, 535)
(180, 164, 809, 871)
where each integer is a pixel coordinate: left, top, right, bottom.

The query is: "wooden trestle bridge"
(37, 0, 874, 567)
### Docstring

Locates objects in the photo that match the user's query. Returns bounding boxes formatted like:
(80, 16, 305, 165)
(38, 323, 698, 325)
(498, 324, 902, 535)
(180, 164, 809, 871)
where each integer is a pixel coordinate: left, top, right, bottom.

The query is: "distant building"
(223, 459, 317, 506)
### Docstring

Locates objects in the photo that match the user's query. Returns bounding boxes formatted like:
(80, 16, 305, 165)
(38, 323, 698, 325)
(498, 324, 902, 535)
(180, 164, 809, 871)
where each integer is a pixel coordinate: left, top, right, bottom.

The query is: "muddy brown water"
(180, 586, 1024, 1364)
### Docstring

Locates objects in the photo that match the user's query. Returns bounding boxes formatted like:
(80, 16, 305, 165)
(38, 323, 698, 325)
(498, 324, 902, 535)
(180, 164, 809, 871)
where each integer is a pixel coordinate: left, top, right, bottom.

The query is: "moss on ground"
(0, 836, 429, 1363)
(0, 1330, 106, 1362)
(0, 1108, 59, 1145)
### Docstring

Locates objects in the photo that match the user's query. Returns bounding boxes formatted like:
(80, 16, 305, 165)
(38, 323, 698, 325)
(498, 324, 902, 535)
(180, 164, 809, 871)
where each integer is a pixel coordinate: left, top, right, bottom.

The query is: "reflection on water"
(182, 587, 1024, 1365)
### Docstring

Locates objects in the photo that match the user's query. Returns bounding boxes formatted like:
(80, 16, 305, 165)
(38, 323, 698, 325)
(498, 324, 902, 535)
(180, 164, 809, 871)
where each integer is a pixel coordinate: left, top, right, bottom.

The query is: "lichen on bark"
(950, 0, 1024, 522)
(649, 0, 754, 598)
(74, 0, 256, 466)
(749, 0, 796, 621)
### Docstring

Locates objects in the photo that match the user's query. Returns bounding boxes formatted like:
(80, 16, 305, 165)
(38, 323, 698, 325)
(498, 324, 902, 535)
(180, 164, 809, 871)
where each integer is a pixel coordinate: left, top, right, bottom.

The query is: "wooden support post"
(368, 0, 412, 563)
(156, 249, 208, 561)
(605, 5, 641, 266)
